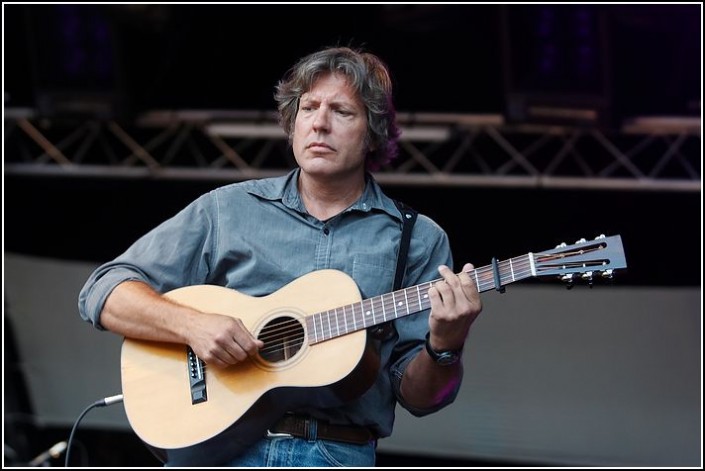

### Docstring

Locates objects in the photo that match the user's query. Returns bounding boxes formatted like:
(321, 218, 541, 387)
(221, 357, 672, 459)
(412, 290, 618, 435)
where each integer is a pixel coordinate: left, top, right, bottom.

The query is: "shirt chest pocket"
(351, 254, 396, 299)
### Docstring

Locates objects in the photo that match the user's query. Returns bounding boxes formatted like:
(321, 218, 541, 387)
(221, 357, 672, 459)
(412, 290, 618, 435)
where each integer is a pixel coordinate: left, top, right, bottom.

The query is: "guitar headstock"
(532, 234, 627, 286)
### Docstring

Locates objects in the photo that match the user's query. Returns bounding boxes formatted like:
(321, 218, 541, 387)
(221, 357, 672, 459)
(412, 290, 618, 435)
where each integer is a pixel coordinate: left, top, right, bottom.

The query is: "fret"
(359, 302, 364, 329)
(330, 306, 338, 337)
(354, 301, 360, 329)
(403, 288, 409, 316)
(350, 302, 357, 332)
(365, 298, 375, 327)
(509, 258, 515, 282)
(417, 285, 426, 311)
(317, 311, 324, 341)
(362, 299, 371, 328)
(345, 304, 351, 333)
(480, 268, 492, 290)
(392, 293, 399, 319)
(395, 292, 404, 318)
(333, 308, 339, 337)
(500, 261, 510, 287)
(315, 312, 323, 342)
(358, 301, 364, 330)
(340, 306, 346, 335)
(381, 294, 387, 322)
(307, 317, 316, 343)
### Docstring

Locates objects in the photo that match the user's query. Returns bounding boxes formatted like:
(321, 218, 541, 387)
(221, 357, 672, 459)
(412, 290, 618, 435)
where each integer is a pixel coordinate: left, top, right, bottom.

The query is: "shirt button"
(323, 227, 330, 235)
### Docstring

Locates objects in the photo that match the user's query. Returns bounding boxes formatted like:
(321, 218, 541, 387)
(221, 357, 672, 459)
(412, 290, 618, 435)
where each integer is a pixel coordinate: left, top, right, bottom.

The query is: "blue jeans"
(221, 435, 377, 467)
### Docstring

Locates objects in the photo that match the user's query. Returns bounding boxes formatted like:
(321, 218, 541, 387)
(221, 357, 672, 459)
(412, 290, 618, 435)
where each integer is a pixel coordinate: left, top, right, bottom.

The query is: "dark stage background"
(4, 4, 700, 117)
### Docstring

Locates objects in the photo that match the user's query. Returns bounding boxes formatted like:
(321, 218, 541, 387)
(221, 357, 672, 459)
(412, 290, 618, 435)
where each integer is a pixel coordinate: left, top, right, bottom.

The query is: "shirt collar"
(247, 168, 402, 220)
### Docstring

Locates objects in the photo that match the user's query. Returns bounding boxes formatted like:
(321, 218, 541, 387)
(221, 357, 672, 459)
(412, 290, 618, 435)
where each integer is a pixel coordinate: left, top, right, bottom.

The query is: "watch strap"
(424, 332, 462, 366)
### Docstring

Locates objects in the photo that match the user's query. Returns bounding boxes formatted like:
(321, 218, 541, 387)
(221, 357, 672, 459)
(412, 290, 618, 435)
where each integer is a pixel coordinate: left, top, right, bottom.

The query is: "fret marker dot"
(366, 311, 371, 316)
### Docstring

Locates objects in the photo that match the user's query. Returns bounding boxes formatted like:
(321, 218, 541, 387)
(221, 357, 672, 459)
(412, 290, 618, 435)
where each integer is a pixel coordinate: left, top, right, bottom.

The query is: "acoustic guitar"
(120, 234, 627, 465)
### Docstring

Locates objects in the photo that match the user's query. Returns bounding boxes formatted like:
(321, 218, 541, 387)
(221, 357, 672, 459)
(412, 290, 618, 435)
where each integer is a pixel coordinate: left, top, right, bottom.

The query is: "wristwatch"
(424, 332, 462, 366)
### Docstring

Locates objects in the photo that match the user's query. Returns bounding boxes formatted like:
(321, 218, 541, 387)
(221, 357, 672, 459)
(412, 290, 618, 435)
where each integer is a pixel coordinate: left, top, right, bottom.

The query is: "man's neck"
(298, 172, 366, 221)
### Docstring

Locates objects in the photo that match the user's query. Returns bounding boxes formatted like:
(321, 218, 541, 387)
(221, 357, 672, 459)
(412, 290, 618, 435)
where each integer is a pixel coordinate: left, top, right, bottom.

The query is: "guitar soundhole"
(258, 316, 305, 363)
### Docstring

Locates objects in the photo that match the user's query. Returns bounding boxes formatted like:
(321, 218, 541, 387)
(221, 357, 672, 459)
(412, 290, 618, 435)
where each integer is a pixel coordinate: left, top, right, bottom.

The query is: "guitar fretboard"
(306, 253, 535, 344)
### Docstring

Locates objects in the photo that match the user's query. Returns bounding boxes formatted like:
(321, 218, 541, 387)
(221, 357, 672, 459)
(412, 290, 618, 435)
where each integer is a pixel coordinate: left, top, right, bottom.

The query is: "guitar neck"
(306, 253, 534, 344)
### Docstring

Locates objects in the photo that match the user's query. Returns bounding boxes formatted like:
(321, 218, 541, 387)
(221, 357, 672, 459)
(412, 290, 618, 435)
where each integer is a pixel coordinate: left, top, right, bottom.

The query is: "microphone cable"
(65, 394, 124, 467)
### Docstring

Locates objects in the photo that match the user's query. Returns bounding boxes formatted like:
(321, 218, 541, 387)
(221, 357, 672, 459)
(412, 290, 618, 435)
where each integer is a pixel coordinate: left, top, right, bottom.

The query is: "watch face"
(435, 351, 460, 366)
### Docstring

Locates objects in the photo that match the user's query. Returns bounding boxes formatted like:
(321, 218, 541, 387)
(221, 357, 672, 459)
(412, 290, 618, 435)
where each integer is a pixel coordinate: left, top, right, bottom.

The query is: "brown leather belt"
(267, 415, 376, 445)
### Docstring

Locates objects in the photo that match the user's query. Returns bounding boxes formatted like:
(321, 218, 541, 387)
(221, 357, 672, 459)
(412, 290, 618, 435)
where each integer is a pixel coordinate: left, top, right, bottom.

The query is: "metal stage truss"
(4, 109, 701, 192)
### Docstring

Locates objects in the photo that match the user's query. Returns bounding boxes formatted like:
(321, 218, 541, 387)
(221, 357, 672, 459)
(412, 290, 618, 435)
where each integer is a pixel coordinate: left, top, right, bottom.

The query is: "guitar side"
(121, 269, 379, 462)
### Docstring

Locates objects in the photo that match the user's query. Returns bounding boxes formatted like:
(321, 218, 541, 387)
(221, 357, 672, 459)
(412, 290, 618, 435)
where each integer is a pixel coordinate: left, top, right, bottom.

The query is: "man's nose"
(312, 108, 330, 132)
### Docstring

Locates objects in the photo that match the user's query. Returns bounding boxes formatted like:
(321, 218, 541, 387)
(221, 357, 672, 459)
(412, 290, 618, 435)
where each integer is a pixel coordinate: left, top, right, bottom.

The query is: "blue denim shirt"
(78, 168, 458, 437)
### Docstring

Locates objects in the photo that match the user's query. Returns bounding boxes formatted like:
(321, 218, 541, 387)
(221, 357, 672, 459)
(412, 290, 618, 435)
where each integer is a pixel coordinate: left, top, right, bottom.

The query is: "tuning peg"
(595, 234, 606, 240)
(582, 271, 594, 288)
(575, 238, 587, 244)
(601, 269, 614, 279)
(555, 242, 567, 249)
(561, 273, 575, 289)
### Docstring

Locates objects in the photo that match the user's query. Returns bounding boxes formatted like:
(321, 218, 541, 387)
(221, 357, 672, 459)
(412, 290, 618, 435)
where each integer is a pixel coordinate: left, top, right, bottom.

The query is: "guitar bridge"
(187, 346, 207, 404)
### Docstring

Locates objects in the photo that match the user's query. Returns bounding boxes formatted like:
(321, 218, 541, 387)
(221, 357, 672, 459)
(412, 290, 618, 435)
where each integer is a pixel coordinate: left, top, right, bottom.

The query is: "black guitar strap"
(369, 199, 418, 340)
(392, 199, 418, 291)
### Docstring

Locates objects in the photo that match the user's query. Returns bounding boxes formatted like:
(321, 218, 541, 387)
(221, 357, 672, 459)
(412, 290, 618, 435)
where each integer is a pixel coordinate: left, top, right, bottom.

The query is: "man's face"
(292, 72, 369, 178)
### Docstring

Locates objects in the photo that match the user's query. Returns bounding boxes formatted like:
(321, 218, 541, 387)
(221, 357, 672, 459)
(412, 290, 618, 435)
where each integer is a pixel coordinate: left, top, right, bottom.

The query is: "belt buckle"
(266, 429, 293, 439)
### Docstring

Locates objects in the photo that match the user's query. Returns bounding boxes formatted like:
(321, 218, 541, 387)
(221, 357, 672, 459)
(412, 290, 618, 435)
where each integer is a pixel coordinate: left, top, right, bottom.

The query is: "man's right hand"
(185, 312, 264, 368)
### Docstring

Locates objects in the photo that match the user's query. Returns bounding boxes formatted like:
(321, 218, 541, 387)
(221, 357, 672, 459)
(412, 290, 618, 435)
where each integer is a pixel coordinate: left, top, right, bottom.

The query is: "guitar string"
(218, 252, 612, 359)
(255, 245, 614, 352)
(253, 259, 537, 346)
(256, 242, 610, 347)
(255, 262, 538, 356)
(255, 254, 612, 358)
(254, 262, 538, 346)
(204, 243, 615, 360)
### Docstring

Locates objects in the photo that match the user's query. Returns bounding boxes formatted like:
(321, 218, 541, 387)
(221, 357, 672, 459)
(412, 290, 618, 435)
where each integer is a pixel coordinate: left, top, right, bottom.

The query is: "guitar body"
(121, 270, 380, 465)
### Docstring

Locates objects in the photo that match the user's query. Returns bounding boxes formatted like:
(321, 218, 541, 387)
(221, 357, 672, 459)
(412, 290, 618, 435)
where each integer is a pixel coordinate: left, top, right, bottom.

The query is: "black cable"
(64, 394, 123, 467)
